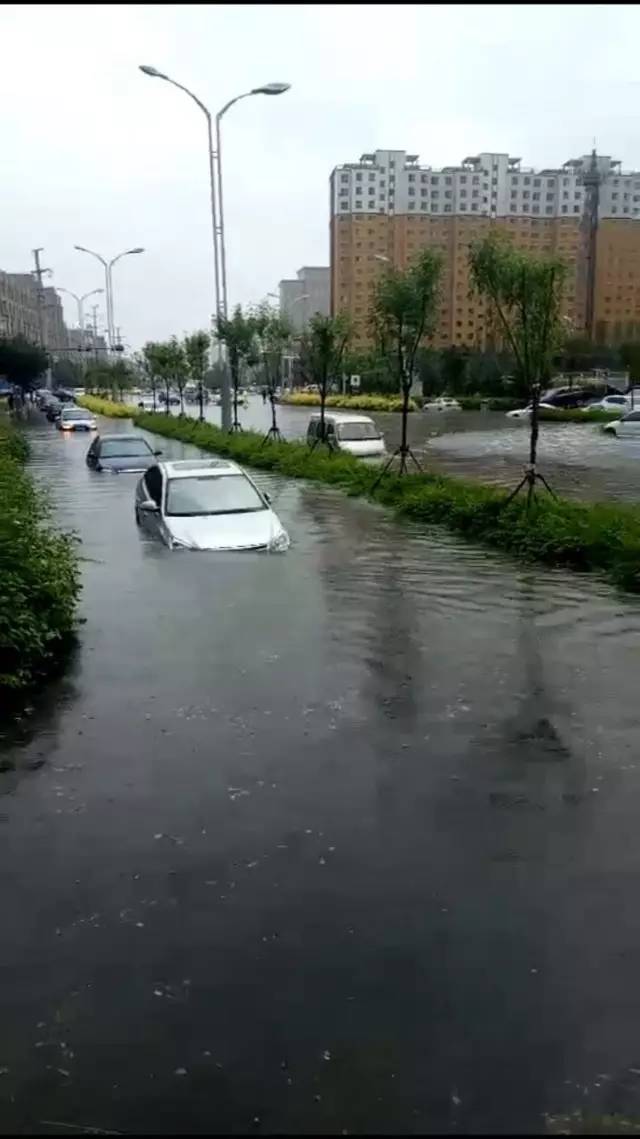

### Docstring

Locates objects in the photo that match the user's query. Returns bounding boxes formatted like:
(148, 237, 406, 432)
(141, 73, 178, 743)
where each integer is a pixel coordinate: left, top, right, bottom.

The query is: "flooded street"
(185, 396, 640, 505)
(3, 411, 640, 1134)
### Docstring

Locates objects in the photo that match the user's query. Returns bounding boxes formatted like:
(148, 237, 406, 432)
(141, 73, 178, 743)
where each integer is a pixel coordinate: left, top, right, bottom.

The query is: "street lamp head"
(74, 244, 89, 253)
(251, 82, 291, 96)
(126, 247, 145, 255)
(139, 64, 167, 79)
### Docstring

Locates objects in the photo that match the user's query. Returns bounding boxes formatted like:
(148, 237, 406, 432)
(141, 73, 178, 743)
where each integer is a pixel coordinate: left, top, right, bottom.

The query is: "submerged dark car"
(86, 434, 161, 473)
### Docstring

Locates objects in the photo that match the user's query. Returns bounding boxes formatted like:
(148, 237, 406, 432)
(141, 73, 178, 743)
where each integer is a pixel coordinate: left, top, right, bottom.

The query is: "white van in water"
(306, 412, 386, 458)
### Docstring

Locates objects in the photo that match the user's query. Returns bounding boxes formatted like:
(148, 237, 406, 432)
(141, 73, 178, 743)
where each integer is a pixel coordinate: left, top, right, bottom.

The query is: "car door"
(87, 437, 100, 467)
(139, 465, 164, 537)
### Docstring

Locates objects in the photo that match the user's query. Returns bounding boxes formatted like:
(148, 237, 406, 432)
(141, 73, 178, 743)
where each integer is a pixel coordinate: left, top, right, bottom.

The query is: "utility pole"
(89, 305, 100, 366)
(32, 247, 53, 389)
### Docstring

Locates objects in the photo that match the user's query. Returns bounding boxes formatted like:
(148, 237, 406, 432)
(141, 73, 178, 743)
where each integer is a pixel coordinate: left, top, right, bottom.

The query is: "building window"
(472, 189, 479, 198)
(563, 191, 569, 200)
(472, 176, 479, 185)
(612, 192, 619, 200)
(532, 205, 540, 213)
(573, 205, 580, 213)
(471, 203, 478, 211)
(340, 203, 348, 210)
(340, 174, 348, 183)
(444, 204, 452, 212)
(460, 188, 467, 197)
(421, 187, 428, 197)
(408, 173, 415, 182)
(445, 190, 452, 199)
(460, 175, 467, 183)
(421, 202, 428, 210)
(511, 175, 518, 185)
(523, 190, 530, 199)
(511, 189, 517, 198)
(445, 176, 452, 185)
(545, 206, 553, 214)
(408, 187, 415, 196)
(421, 173, 428, 183)
(612, 206, 618, 213)
(339, 188, 348, 197)
(355, 201, 362, 209)
(432, 203, 439, 211)
(546, 192, 554, 201)
(431, 176, 439, 185)
(563, 177, 569, 186)
(356, 173, 362, 181)
(562, 204, 568, 213)
(432, 190, 439, 198)
(460, 203, 467, 210)
(369, 173, 375, 181)
(547, 178, 555, 187)
(409, 201, 415, 210)
(524, 176, 531, 185)
(533, 178, 541, 187)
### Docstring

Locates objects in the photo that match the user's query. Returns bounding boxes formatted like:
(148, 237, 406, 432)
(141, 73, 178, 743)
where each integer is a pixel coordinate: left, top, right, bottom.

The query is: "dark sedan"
(86, 434, 161, 474)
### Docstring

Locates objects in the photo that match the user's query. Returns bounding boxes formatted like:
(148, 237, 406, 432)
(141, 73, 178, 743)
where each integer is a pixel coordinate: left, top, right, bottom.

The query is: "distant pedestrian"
(262, 388, 267, 404)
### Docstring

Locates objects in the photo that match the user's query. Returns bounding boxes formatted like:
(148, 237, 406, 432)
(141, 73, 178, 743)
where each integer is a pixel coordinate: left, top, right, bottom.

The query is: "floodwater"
(2, 411, 640, 1134)
(178, 395, 640, 504)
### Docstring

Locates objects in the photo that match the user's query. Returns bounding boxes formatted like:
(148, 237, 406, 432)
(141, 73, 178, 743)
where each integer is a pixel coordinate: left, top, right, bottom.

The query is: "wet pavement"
(181, 396, 640, 505)
(3, 411, 640, 1133)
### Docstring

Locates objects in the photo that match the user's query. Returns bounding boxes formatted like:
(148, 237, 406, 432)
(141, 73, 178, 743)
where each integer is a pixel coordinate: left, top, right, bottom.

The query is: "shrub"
(0, 420, 81, 700)
(129, 410, 640, 594)
(281, 392, 418, 413)
(77, 394, 137, 418)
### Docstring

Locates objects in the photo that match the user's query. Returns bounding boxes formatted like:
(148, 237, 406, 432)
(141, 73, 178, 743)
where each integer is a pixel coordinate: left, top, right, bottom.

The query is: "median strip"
(78, 395, 640, 594)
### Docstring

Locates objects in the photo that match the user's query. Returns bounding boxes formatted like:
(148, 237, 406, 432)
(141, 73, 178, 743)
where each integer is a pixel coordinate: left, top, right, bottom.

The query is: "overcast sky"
(2, 3, 638, 350)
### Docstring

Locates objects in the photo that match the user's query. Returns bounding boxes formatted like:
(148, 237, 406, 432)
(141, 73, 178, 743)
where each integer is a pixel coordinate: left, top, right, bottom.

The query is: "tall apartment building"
(330, 149, 640, 349)
(279, 266, 330, 333)
(0, 271, 71, 352)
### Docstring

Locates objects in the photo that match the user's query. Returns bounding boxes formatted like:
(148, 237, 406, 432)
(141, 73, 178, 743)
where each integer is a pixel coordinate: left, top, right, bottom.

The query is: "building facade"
(330, 149, 640, 349)
(0, 271, 42, 342)
(279, 266, 330, 333)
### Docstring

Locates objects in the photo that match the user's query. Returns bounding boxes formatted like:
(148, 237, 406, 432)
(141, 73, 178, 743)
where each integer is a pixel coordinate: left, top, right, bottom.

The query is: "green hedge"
(281, 392, 418, 412)
(78, 394, 137, 418)
(131, 411, 640, 594)
(0, 420, 81, 700)
(457, 396, 523, 411)
(538, 406, 622, 423)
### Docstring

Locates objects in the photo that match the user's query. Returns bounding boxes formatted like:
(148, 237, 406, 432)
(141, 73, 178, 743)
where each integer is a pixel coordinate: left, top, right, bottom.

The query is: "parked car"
(46, 400, 63, 422)
(137, 397, 158, 412)
(134, 459, 289, 551)
(57, 406, 96, 431)
(581, 394, 631, 413)
(602, 410, 640, 438)
(505, 402, 557, 420)
(423, 397, 462, 412)
(87, 434, 161, 473)
(306, 413, 386, 459)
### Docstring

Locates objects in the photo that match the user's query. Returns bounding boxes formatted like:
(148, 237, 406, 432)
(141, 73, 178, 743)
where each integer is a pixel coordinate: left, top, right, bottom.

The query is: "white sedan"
(134, 458, 290, 551)
(602, 410, 640, 437)
(581, 394, 631, 413)
(505, 402, 557, 419)
(423, 397, 461, 412)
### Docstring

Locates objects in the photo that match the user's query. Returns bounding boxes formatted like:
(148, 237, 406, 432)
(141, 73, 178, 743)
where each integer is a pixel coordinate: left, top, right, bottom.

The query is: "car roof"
(160, 459, 242, 479)
(99, 433, 147, 441)
(309, 412, 375, 424)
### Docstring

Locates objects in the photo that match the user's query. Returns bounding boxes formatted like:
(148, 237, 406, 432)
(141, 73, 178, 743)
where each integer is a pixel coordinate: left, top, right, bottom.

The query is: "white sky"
(2, 3, 639, 350)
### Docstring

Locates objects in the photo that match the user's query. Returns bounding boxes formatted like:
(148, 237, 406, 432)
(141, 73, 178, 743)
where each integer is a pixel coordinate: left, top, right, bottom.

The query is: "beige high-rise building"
(330, 149, 640, 350)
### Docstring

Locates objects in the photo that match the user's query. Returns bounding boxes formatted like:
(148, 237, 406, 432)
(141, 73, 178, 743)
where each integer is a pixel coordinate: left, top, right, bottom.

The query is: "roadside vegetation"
(102, 409, 640, 595)
(0, 419, 80, 702)
(281, 392, 418, 412)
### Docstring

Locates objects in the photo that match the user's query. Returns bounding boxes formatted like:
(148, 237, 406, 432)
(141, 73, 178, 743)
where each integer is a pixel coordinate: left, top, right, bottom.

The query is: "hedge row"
(0, 420, 81, 701)
(78, 395, 138, 418)
(126, 410, 640, 594)
(280, 392, 418, 412)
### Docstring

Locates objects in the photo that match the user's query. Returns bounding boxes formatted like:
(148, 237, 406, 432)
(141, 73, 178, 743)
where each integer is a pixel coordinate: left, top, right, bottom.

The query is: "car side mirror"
(140, 500, 159, 514)
(263, 492, 272, 504)
(154, 449, 162, 456)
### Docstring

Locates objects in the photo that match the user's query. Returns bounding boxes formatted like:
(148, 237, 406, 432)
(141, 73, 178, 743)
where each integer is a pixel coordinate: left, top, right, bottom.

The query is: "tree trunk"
(231, 351, 240, 430)
(179, 389, 184, 416)
(400, 380, 410, 457)
(198, 379, 204, 422)
(269, 391, 278, 434)
(529, 383, 540, 470)
(151, 379, 157, 411)
(164, 380, 170, 415)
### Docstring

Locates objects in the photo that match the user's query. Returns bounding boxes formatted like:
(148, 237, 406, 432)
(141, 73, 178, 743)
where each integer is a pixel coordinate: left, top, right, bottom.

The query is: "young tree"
(252, 302, 292, 443)
(370, 249, 442, 476)
(140, 343, 163, 410)
(183, 331, 210, 422)
(298, 312, 351, 449)
(469, 233, 568, 506)
(142, 339, 185, 414)
(215, 306, 258, 431)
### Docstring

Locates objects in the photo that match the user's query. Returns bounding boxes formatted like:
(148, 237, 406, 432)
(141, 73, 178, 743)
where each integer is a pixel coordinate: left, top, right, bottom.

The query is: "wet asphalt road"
(3, 412, 640, 1133)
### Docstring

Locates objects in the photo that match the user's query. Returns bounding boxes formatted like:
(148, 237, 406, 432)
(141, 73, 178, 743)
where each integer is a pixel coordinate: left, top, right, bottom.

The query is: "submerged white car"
(134, 458, 289, 551)
(506, 402, 557, 419)
(306, 413, 386, 458)
(423, 397, 461, 412)
(602, 409, 640, 437)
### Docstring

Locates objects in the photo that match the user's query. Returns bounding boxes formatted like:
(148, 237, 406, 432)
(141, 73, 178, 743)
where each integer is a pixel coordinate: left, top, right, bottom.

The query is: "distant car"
(423, 397, 462, 412)
(87, 433, 161, 473)
(137, 397, 158, 412)
(582, 394, 631, 413)
(57, 406, 96, 431)
(602, 410, 640, 438)
(506, 402, 557, 420)
(134, 458, 290, 551)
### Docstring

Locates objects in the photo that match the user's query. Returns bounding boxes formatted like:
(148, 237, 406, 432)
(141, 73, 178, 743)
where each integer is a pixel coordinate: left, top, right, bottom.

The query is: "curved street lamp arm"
(216, 91, 253, 122)
(74, 245, 108, 269)
(159, 75, 211, 121)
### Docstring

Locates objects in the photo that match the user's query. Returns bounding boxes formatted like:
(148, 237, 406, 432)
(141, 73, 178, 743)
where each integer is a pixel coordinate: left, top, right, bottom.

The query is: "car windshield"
(100, 438, 152, 458)
(166, 473, 266, 517)
(336, 422, 380, 441)
(62, 408, 89, 419)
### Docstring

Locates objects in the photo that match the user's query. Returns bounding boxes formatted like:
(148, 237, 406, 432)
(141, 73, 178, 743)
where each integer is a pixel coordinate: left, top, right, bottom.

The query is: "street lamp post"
(73, 245, 144, 351)
(139, 65, 290, 430)
(56, 287, 104, 351)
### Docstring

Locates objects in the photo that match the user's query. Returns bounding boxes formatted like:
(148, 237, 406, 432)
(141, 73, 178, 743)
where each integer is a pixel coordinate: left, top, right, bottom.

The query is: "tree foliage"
(297, 312, 351, 444)
(369, 249, 442, 467)
(215, 306, 259, 430)
(469, 232, 568, 483)
(0, 336, 48, 391)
